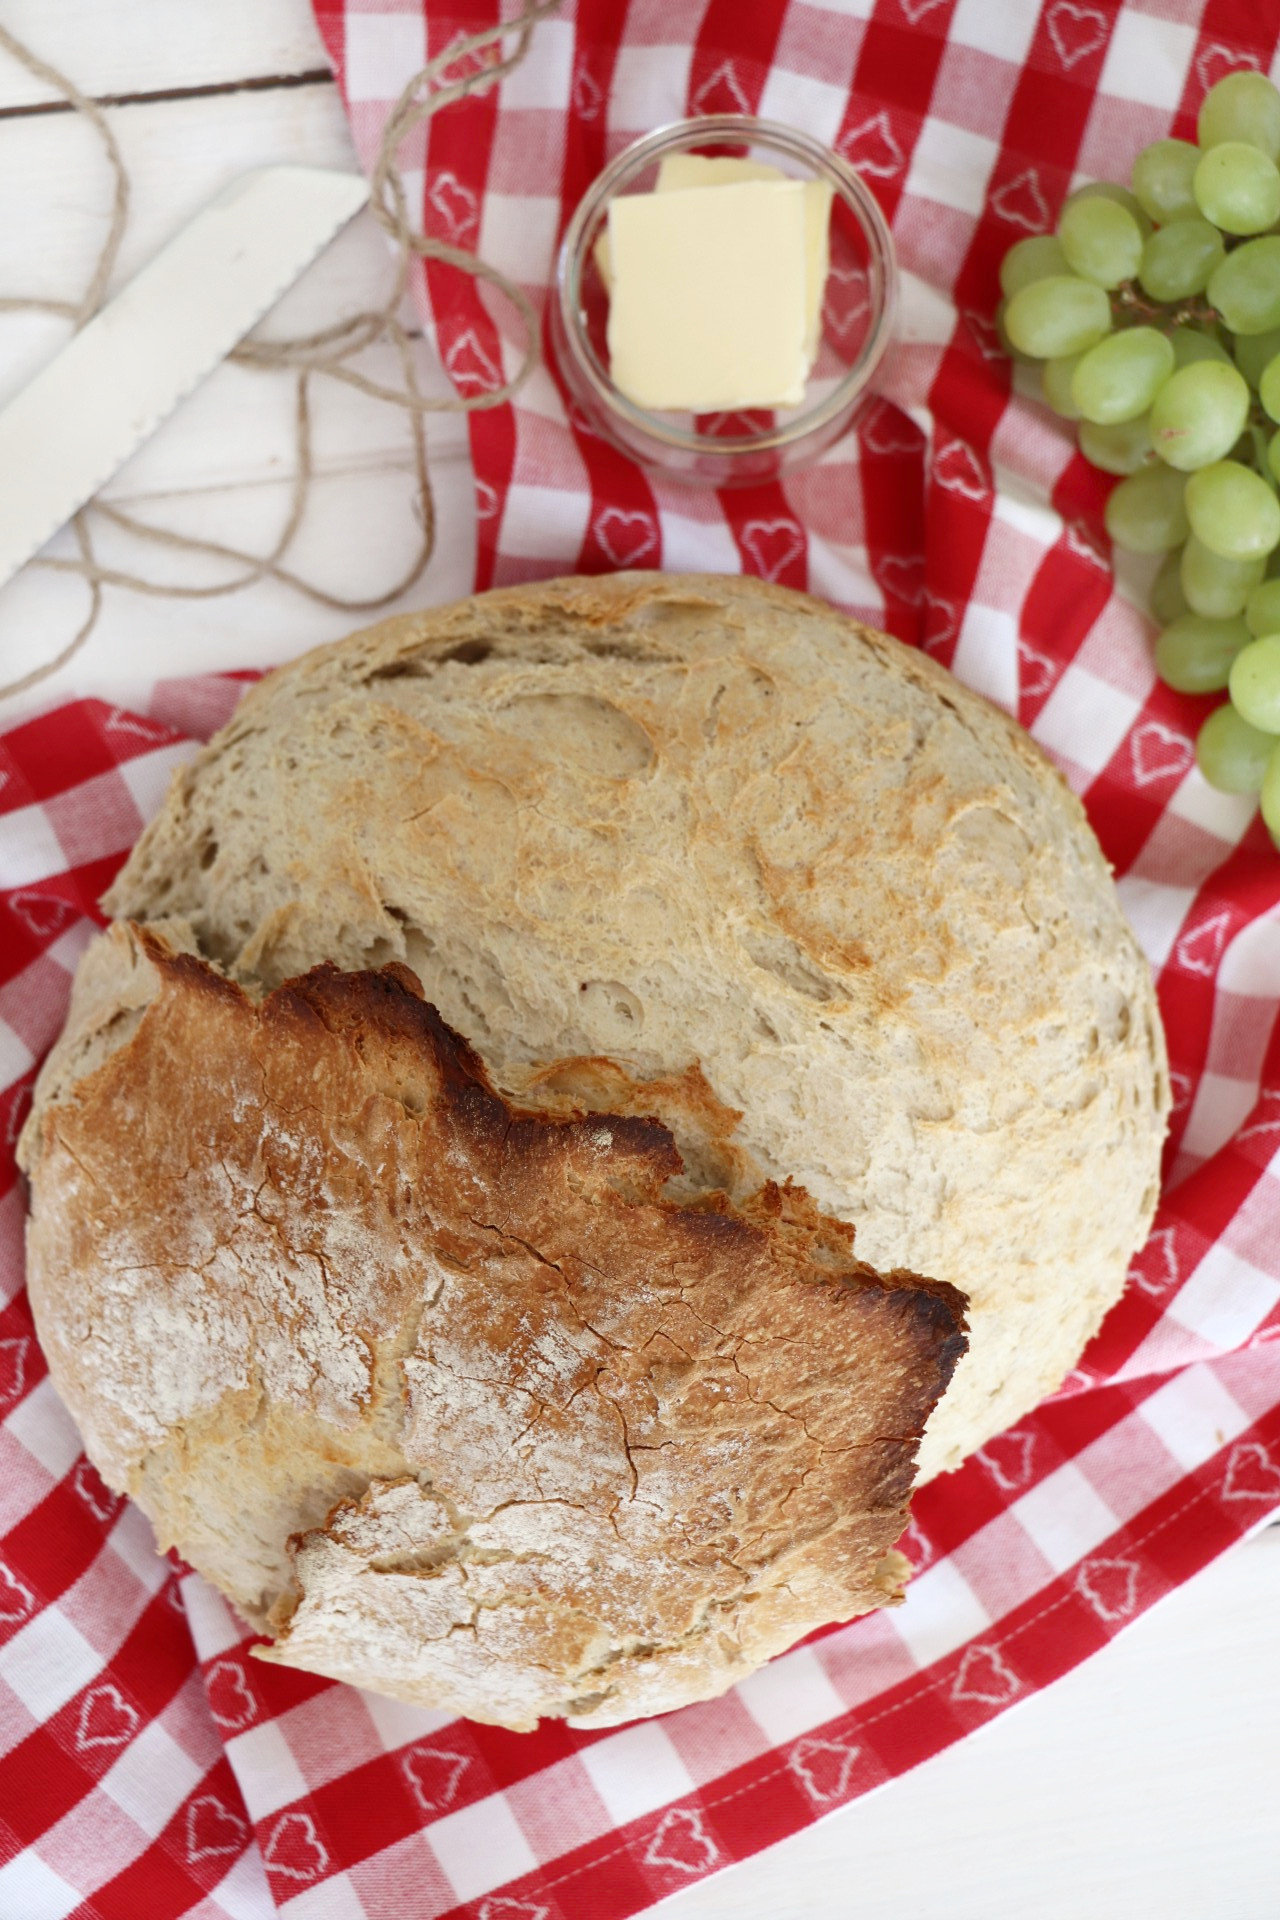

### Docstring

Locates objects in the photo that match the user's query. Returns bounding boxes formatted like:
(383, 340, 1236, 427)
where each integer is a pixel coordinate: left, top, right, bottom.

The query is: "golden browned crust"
(87, 570, 1169, 1483)
(24, 923, 965, 1729)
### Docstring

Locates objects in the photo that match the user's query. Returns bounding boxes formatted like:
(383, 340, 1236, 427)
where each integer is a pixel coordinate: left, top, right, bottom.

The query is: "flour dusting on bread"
(22, 923, 965, 1729)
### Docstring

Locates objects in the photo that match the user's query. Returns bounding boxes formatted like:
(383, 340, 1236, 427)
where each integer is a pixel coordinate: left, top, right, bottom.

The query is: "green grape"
(1170, 327, 1232, 369)
(1071, 327, 1174, 424)
(1065, 181, 1152, 233)
(1193, 141, 1280, 235)
(1004, 276, 1112, 358)
(1152, 550, 1190, 624)
(1042, 352, 1084, 417)
(1198, 69, 1280, 162)
(1261, 737, 1280, 838)
(1149, 361, 1251, 470)
(1186, 460, 1280, 559)
(1155, 613, 1251, 691)
(1057, 194, 1143, 288)
(1246, 577, 1280, 634)
(1207, 237, 1280, 335)
(1196, 703, 1278, 793)
(999, 235, 1070, 299)
(1138, 219, 1224, 302)
(1106, 465, 1189, 553)
(1132, 139, 1201, 222)
(1078, 414, 1152, 475)
(1233, 322, 1280, 386)
(1228, 634, 1280, 729)
(1180, 534, 1265, 617)
(1260, 355, 1280, 422)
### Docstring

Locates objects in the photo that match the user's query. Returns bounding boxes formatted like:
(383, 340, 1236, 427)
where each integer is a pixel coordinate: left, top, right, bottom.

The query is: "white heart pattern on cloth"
(186, 1794, 249, 1864)
(1129, 1225, 1180, 1297)
(1175, 910, 1233, 979)
(1018, 642, 1058, 700)
(594, 506, 658, 567)
(990, 167, 1051, 232)
(1077, 1556, 1140, 1621)
(788, 1735, 866, 1805)
(0, 1336, 28, 1413)
(921, 590, 958, 654)
(477, 1898, 552, 1920)
(1130, 721, 1193, 788)
(838, 110, 905, 180)
(6, 891, 77, 940)
(0, 1559, 36, 1629)
(71, 1457, 122, 1524)
(1223, 1441, 1280, 1501)
(860, 399, 921, 455)
(401, 1744, 471, 1813)
(740, 518, 805, 581)
(691, 60, 751, 116)
(102, 706, 173, 743)
(932, 436, 990, 503)
(951, 1644, 1022, 1706)
(897, 1513, 935, 1571)
(878, 553, 925, 604)
(824, 277, 872, 342)
(961, 308, 1005, 362)
(76, 1683, 140, 1752)
(263, 1810, 330, 1882)
(1240, 1089, 1280, 1141)
(572, 63, 602, 120)
(1063, 519, 1110, 571)
(644, 1808, 722, 1875)
(444, 329, 503, 396)
(1196, 42, 1259, 93)
(205, 1658, 259, 1732)
(427, 169, 480, 243)
(1045, 1, 1110, 69)
(977, 1428, 1037, 1491)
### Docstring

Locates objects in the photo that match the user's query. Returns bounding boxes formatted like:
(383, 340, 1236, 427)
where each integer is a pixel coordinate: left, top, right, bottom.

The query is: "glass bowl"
(551, 114, 898, 487)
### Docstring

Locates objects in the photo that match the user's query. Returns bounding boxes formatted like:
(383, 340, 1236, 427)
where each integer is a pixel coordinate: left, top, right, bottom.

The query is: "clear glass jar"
(551, 114, 898, 487)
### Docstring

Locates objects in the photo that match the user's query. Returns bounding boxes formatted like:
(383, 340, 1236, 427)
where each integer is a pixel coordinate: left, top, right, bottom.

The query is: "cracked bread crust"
(21, 923, 966, 1730)
(86, 571, 1169, 1480)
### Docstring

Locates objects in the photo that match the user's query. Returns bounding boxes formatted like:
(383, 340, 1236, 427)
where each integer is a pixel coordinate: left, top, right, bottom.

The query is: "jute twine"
(0, 3, 559, 702)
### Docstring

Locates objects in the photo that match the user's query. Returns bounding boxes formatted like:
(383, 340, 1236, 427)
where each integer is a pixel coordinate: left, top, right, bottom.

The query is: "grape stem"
(1112, 283, 1220, 333)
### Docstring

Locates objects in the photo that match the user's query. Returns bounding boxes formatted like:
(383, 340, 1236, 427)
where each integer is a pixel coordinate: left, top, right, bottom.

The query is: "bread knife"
(0, 165, 370, 595)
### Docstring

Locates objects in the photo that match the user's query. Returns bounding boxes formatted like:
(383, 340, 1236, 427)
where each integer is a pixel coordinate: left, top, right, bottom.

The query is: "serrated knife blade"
(0, 165, 370, 596)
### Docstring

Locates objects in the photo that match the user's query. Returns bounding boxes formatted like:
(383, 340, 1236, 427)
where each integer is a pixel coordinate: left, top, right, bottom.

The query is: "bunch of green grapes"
(999, 68, 1280, 840)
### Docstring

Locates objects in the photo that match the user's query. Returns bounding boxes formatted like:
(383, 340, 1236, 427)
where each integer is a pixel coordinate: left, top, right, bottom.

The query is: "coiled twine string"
(0, 3, 559, 703)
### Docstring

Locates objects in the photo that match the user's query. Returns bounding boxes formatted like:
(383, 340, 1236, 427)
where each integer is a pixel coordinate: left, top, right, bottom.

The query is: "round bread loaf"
(21, 572, 1168, 1728)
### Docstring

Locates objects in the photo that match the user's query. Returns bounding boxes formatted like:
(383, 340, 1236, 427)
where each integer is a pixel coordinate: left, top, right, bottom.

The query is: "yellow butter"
(594, 155, 832, 364)
(606, 179, 809, 411)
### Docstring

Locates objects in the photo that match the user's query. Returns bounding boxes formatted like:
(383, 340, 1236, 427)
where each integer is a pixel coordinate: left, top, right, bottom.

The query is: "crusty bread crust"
(22, 924, 966, 1730)
(20, 571, 1168, 1725)
(85, 570, 1168, 1480)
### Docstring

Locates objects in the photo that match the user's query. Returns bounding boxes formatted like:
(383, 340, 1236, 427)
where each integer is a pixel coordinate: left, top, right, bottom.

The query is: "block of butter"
(595, 155, 833, 365)
(606, 179, 810, 412)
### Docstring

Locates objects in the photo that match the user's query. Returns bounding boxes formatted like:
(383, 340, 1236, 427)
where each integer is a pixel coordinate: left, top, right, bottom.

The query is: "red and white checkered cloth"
(4, 1, 1280, 1914)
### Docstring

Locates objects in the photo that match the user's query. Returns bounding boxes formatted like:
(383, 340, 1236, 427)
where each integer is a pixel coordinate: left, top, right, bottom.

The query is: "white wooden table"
(1, 6, 1277, 1916)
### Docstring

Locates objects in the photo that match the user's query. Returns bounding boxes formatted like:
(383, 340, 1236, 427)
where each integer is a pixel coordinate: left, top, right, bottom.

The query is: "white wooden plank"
(0, 455, 476, 714)
(0, 0, 331, 110)
(0, 55, 477, 715)
(0, 82, 361, 396)
(655, 1529, 1280, 1920)
(0, 81, 474, 480)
